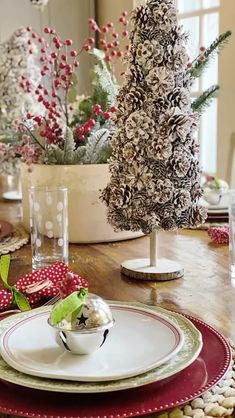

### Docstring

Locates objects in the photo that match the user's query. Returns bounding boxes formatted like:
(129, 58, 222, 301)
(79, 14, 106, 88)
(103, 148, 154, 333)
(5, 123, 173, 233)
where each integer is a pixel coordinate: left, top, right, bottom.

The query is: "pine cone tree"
(101, 0, 206, 233)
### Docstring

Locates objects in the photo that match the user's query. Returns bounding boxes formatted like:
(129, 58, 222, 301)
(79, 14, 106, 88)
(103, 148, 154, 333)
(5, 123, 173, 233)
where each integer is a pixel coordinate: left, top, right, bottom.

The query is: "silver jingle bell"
(48, 293, 114, 355)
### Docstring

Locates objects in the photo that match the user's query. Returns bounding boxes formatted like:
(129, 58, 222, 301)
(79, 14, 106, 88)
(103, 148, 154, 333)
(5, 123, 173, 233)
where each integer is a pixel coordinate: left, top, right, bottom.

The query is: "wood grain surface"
(0, 199, 233, 340)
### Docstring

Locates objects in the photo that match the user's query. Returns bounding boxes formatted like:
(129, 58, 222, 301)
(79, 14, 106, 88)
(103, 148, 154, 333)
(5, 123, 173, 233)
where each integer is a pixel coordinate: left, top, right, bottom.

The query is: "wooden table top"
(1, 198, 233, 341)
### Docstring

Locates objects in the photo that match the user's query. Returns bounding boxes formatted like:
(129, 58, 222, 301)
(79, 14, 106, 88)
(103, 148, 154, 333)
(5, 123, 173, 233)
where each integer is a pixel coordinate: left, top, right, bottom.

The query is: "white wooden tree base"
(121, 258, 184, 281)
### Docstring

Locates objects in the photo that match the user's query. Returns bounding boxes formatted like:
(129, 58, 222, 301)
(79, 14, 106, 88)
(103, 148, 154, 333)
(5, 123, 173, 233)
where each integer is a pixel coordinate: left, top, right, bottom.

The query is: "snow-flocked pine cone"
(122, 86, 148, 112)
(173, 189, 192, 215)
(188, 205, 208, 227)
(131, 5, 153, 30)
(125, 64, 145, 85)
(168, 147, 191, 178)
(146, 67, 175, 95)
(167, 88, 190, 111)
(161, 109, 195, 142)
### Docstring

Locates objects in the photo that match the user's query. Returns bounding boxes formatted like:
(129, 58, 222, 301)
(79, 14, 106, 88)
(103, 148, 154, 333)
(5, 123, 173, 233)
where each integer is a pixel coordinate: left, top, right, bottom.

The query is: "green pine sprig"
(190, 30, 232, 79)
(192, 84, 220, 114)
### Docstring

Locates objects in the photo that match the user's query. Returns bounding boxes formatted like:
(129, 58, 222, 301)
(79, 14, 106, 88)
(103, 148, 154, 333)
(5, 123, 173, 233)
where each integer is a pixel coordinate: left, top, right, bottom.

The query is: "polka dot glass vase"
(29, 186, 68, 271)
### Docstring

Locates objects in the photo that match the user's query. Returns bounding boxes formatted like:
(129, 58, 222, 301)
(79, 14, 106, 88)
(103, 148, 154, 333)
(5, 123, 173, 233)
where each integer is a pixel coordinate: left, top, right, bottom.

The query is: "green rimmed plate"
(0, 302, 202, 393)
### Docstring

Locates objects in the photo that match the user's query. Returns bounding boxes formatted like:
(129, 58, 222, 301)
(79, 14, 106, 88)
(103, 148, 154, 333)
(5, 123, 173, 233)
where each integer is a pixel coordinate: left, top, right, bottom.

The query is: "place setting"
(0, 258, 232, 418)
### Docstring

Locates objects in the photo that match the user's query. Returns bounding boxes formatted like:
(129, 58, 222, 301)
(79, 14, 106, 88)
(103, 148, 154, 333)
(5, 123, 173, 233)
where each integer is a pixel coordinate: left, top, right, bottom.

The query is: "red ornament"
(208, 226, 229, 244)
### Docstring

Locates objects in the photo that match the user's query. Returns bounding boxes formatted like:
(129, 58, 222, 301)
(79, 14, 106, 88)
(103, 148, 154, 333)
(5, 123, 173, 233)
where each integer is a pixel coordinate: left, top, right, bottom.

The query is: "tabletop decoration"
(202, 174, 229, 206)
(102, 0, 207, 280)
(208, 226, 229, 244)
(48, 274, 114, 355)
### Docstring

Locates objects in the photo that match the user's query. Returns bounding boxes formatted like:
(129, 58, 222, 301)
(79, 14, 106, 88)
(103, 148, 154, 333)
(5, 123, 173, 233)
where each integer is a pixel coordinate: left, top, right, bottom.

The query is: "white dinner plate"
(0, 303, 202, 393)
(0, 304, 184, 382)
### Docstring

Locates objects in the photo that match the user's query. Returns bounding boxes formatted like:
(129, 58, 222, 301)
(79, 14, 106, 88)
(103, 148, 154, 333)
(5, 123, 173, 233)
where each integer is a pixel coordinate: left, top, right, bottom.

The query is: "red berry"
(107, 22, 114, 28)
(111, 50, 117, 57)
(102, 26, 108, 33)
(88, 118, 96, 127)
(38, 37, 43, 43)
(61, 54, 67, 61)
(112, 32, 119, 39)
(40, 70, 46, 76)
(88, 37, 95, 44)
(28, 40, 32, 45)
(35, 89, 40, 95)
(44, 88, 49, 95)
(59, 62, 66, 69)
(70, 50, 77, 57)
(26, 26, 32, 32)
(52, 91, 57, 98)
(65, 39, 73, 46)
(83, 44, 91, 52)
(44, 27, 50, 33)
(122, 11, 128, 17)
(105, 55, 112, 62)
(117, 51, 123, 58)
(39, 131, 46, 137)
(29, 49, 33, 54)
(41, 47, 46, 53)
(113, 40, 120, 47)
(84, 125, 91, 134)
(51, 52, 58, 59)
(61, 74, 67, 81)
(122, 30, 128, 37)
(32, 33, 36, 39)
(74, 61, 79, 67)
(200, 46, 206, 52)
(38, 84, 43, 89)
(103, 112, 111, 119)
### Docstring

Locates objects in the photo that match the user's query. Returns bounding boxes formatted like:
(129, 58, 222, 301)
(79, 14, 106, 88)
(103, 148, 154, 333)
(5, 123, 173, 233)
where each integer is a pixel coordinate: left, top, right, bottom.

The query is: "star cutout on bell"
(78, 313, 88, 326)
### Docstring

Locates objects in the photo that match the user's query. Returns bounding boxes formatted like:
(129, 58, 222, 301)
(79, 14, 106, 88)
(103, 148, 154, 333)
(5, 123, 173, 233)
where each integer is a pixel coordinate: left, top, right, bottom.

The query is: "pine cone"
(132, 5, 153, 30)
(188, 205, 207, 227)
(126, 64, 145, 85)
(122, 86, 147, 112)
(167, 88, 190, 110)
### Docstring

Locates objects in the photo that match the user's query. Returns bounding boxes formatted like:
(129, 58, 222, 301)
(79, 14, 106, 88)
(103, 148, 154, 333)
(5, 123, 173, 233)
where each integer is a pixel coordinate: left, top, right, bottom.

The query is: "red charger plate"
(0, 314, 231, 418)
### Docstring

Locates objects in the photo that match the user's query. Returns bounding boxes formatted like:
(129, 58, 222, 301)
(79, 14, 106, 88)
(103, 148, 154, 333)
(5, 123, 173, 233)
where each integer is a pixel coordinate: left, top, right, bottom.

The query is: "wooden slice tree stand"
(121, 230, 184, 281)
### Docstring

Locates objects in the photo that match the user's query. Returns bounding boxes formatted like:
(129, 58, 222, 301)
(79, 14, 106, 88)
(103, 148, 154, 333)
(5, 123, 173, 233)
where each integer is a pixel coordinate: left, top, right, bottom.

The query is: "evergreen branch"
(192, 85, 220, 114)
(190, 30, 232, 79)
(81, 129, 111, 164)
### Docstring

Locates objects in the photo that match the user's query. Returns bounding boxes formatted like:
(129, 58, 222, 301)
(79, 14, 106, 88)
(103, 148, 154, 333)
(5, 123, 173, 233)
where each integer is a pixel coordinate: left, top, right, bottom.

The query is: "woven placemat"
(0, 344, 235, 418)
(0, 226, 29, 255)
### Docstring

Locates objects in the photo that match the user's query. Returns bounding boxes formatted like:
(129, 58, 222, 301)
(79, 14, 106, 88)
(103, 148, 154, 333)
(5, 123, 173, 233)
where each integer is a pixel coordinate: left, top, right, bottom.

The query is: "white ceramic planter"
(20, 163, 142, 243)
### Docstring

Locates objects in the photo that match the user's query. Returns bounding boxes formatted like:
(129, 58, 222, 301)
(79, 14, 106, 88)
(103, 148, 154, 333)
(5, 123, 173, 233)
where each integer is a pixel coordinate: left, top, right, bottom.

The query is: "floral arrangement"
(0, 14, 129, 170)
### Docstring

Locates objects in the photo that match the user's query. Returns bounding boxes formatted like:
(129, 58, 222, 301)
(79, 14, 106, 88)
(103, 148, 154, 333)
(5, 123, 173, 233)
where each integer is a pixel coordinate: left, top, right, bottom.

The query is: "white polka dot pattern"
(0, 262, 69, 310)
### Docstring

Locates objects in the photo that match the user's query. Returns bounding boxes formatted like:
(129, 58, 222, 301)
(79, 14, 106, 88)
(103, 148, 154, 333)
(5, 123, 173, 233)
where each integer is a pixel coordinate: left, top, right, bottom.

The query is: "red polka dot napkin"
(0, 262, 69, 311)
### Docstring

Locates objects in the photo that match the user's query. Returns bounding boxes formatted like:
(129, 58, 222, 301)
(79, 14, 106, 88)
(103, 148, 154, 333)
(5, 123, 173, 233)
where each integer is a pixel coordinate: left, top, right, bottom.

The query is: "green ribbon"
(50, 287, 88, 326)
(0, 255, 31, 311)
